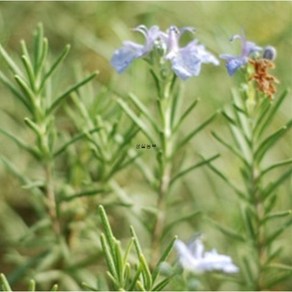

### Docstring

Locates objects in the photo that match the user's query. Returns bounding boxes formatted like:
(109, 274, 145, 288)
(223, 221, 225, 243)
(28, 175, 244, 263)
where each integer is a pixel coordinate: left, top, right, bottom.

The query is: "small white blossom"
(175, 238, 239, 274)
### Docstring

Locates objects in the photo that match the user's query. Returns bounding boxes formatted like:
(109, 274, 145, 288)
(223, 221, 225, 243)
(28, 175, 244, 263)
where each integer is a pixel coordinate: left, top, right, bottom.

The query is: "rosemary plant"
(111, 25, 220, 267)
(209, 35, 292, 290)
(0, 24, 97, 288)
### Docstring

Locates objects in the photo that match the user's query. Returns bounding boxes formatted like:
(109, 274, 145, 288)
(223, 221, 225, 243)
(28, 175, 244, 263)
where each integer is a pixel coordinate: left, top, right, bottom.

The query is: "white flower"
(175, 238, 239, 274)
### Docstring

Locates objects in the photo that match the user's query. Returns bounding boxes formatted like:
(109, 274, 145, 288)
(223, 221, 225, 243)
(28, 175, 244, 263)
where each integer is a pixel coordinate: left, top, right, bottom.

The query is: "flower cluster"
(220, 34, 278, 98)
(220, 34, 262, 76)
(111, 25, 219, 80)
(174, 238, 239, 274)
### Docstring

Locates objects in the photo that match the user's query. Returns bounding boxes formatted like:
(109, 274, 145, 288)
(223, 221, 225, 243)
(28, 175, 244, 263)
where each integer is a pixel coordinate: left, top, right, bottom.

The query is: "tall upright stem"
(151, 77, 174, 266)
(246, 108, 266, 290)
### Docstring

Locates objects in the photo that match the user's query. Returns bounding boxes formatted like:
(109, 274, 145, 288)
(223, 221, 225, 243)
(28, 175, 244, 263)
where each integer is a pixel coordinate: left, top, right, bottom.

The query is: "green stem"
(151, 76, 174, 267)
(248, 105, 266, 290)
(44, 159, 61, 236)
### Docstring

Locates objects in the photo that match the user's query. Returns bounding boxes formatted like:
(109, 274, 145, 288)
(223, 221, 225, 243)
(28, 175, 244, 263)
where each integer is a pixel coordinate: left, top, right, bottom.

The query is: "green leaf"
(21, 55, 35, 90)
(255, 89, 288, 138)
(264, 193, 277, 214)
(152, 236, 177, 282)
(255, 120, 292, 163)
(130, 226, 142, 255)
(207, 218, 246, 242)
(53, 127, 101, 157)
(170, 154, 219, 187)
(262, 168, 292, 200)
(60, 188, 107, 202)
(163, 212, 200, 238)
(0, 156, 33, 187)
(0, 273, 12, 292)
(114, 240, 124, 287)
(152, 277, 172, 291)
(37, 38, 48, 77)
(123, 238, 134, 265)
(130, 228, 152, 289)
(211, 131, 248, 165)
(0, 128, 40, 158)
(265, 246, 283, 265)
(265, 218, 292, 246)
(203, 158, 248, 202)
(99, 205, 116, 258)
(128, 264, 142, 291)
(241, 256, 255, 288)
(0, 71, 31, 111)
(241, 206, 255, 240)
(225, 115, 252, 163)
(175, 111, 217, 152)
(262, 210, 292, 224)
(100, 233, 118, 281)
(117, 98, 155, 143)
(48, 71, 97, 114)
(260, 158, 292, 178)
(266, 263, 292, 272)
(265, 271, 292, 289)
(173, 99, 199, 132)
(39, 44, 71, 91)
(0, 44, 22, 75)
(24, 117, 41, 136)
(138, 253, 152, 291)
(14, 74, 35, 103)
(33, 23, 44, 72)
(106, 271, 120, 290)
(128, 92, 160, 134)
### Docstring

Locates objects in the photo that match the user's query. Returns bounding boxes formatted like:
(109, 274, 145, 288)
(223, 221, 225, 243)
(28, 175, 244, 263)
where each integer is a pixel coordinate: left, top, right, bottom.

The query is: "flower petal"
(111, 41, 144, 73)
(174, 240, 197, 270)
(175, 238, 239, 274)
(169, 41, 219, 80)
(224, 56, 248, 76)
(188, 239, 204, 259)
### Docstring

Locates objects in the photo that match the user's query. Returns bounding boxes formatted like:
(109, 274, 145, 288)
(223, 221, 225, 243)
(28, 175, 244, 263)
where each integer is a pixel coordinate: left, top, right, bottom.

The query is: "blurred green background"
(0, 1, 291, 290)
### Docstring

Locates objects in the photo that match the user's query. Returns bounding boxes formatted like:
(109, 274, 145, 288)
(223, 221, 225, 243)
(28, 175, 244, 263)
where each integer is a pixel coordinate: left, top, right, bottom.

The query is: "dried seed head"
(263, 46, 277, 61)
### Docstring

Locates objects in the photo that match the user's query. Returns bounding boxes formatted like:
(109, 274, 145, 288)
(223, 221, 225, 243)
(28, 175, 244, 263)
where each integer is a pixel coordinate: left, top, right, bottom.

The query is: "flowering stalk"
(111, 25, 220, 268)
(216, 34, 292, 290)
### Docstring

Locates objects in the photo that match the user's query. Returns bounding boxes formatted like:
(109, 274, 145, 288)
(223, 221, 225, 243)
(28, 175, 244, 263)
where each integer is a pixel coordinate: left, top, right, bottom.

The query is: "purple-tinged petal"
(170, 48, 202, 80)
(221, 33, 262, 75)
(133, 25, 161, 53)
(189, 239, 204, 259)
(244, 41, 262, 56)
(169, 41, 219, 80)
(111, 41, 144, 73)
(111, 25, 162, 73)
(224, 56, 248, 76)
(193, 43, 219, 65)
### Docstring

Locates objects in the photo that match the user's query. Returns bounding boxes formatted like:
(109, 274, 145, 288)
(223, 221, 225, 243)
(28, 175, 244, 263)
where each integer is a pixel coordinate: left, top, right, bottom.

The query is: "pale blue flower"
(111, 25, 161, 73)
(220, 34, 262, 76)
(163, 26, 219, 80)
(175, 238, 239, 274)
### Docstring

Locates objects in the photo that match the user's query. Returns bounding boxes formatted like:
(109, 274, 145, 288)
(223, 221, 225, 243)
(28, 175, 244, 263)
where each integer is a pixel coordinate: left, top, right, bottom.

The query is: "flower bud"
(263, 46, 277, 60)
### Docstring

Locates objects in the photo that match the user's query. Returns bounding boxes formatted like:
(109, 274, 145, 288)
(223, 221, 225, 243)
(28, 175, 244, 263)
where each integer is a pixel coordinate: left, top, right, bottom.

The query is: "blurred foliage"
(0, 1, 291, 291)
